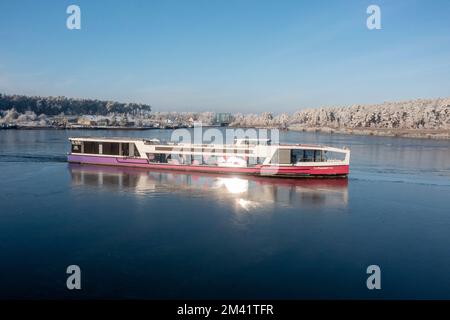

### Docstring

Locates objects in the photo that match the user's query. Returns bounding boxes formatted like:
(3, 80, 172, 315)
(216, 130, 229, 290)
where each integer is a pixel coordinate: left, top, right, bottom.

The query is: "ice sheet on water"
(350, 169, 450, 187)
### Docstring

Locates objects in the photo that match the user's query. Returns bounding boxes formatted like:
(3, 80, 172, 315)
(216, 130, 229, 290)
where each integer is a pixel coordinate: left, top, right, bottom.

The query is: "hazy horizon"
(1, 0, 450, 113)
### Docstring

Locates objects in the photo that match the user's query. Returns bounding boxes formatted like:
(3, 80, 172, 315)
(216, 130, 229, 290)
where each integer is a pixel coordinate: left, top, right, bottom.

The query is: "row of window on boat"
(71, 141, 342, 164)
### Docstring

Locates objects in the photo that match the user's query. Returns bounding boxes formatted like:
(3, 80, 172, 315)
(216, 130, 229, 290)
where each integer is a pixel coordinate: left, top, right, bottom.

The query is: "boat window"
(291, 149, 303, 163)
(83, 141, 100, 154)
(314, 150, 323, 162)
(71, 142, 81, 153)
(326, 151, 346, 161)
(174, 154, 191, 165)
(203, 155, 218, 165)
(192, 155, 203, 165)
(303, 150, 315, 162)
(147, 153, 169, 163)
(144, 139, 161, 145)
(118, 143, 140, 157)
(291, 149, 325, 162)
(257, 156, 266, 165)
(147, 153, 156, 162)
(102, 142, 120, 156)
(133, 144, 141, 157)
(121, 143, 129, 156)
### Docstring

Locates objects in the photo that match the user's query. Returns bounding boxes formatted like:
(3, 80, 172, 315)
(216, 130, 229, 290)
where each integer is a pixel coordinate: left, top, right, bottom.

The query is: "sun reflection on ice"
(236, 198, 261, 211)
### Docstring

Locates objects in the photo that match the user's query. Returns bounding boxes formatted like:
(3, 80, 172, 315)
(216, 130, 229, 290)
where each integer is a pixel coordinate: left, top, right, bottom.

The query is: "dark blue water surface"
(0, 129, 450, 299)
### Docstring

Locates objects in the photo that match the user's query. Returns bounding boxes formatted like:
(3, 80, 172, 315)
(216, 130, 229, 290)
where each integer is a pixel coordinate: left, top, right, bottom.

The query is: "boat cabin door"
(270, 149, 292, 165)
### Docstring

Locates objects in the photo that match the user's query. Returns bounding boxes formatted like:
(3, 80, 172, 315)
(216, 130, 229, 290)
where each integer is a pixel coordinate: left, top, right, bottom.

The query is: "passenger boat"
(67, 137, 350, 178)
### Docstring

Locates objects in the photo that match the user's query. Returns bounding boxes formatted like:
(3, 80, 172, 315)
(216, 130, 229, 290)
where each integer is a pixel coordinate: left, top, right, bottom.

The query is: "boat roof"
(69, 136, 146, 142)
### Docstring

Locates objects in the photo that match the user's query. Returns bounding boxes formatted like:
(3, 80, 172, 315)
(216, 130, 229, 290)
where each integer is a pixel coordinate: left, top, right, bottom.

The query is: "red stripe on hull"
(67, 154, 349, 177)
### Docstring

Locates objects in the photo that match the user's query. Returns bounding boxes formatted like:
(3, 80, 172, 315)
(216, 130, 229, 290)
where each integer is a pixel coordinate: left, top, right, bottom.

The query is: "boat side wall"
(67, 154, 349, 177)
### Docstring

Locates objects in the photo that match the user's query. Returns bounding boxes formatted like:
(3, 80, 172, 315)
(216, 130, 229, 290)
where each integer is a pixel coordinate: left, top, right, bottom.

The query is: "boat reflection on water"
(68, 164, 348, 211)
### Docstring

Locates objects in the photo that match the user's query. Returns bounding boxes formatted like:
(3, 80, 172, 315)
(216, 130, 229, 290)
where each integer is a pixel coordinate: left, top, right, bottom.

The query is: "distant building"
(65, 116, 79, 124)
(77, 117, 96, 126)
(214, 113, 232, 126)
(77, 116, 111, 127)
(96, 118, 110, 126)
(53, 115, 78, 127)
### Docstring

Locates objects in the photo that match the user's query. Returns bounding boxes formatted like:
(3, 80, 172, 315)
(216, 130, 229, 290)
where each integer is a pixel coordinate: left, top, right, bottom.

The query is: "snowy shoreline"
(287, 125, 450, 140)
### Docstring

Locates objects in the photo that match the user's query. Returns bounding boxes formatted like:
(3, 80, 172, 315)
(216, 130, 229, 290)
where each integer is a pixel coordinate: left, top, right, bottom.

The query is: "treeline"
(0, 93, 152, 116)
(289, 97, 450, 130)
(1, 93, 449, 131)
(230, 112, 290, 128)
(230, 97, 450, 130)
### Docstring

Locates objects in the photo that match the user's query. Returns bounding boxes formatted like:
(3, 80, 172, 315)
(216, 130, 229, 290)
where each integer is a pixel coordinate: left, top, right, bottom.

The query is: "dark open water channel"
(1, 129, 450, 299)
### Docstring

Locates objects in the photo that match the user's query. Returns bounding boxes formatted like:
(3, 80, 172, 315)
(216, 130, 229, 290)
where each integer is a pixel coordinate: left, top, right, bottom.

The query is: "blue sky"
(1, 0, 450, 112)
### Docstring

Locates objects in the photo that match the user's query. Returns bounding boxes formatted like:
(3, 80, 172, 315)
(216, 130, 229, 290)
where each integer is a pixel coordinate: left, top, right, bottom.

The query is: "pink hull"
(67, 154, 349, 177)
